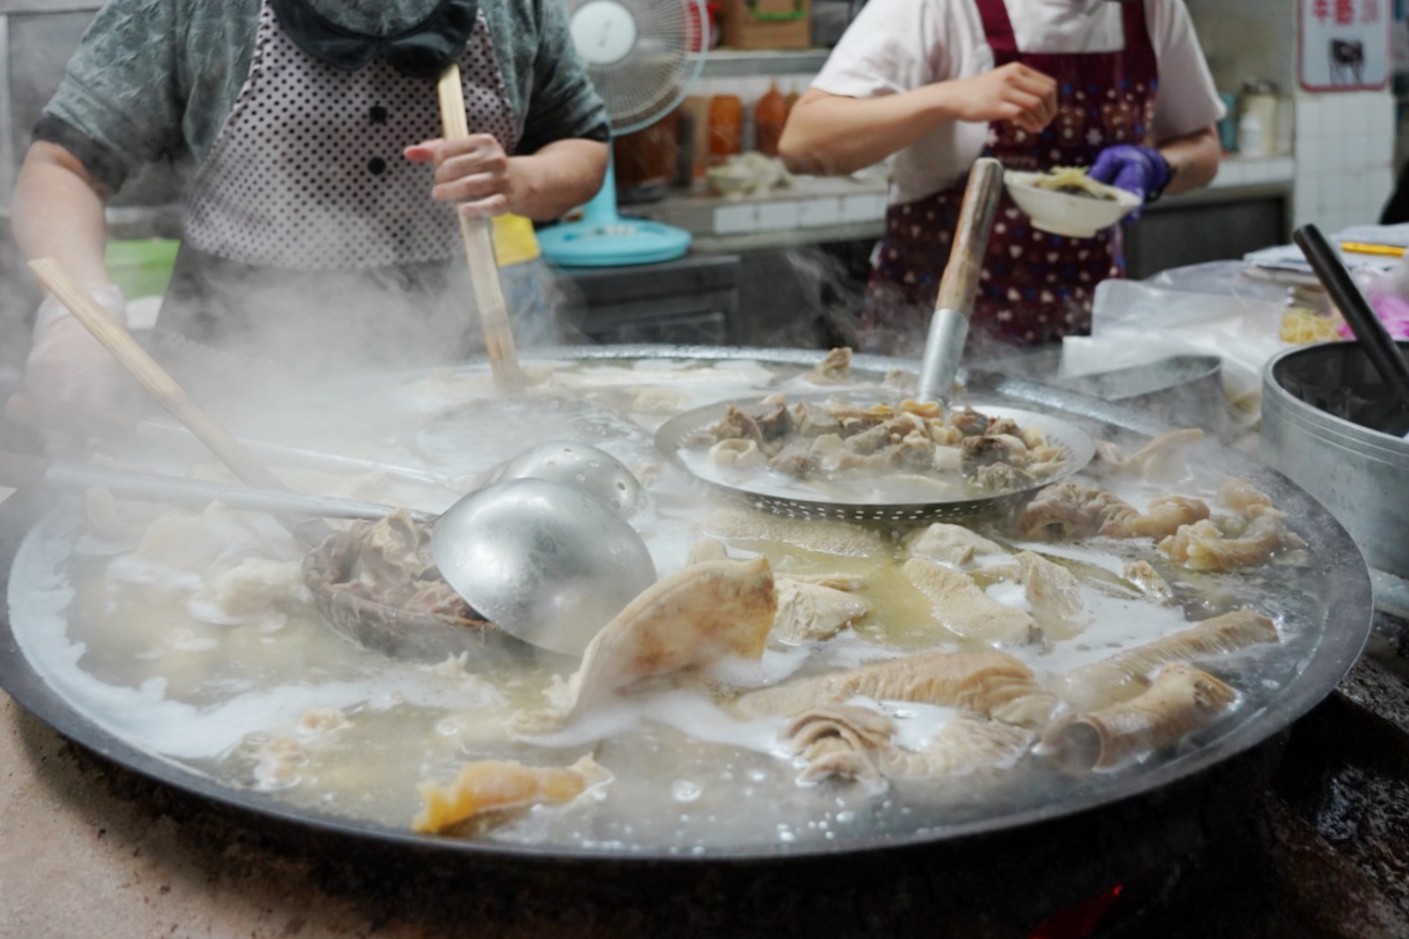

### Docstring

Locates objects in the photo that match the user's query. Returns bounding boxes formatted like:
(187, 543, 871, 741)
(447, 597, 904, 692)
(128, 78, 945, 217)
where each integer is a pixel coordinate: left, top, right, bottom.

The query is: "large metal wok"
(0, 345, 1373, 869)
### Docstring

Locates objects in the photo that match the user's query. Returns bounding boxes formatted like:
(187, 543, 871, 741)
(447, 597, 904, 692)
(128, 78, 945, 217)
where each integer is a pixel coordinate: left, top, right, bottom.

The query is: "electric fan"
(539, 0, 708, 267)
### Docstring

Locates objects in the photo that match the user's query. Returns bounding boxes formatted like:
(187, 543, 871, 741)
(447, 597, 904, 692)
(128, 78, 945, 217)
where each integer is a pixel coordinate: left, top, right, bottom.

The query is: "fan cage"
(569, 0, 709, 135)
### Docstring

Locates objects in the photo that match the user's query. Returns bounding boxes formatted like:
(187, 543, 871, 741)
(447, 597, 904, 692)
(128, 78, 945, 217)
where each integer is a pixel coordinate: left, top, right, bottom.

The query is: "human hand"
(1088, 144, 1173, 206)
(405, 135, 514, 218)
(25, 285, 138, 456)
(949, 63, 1057, 135)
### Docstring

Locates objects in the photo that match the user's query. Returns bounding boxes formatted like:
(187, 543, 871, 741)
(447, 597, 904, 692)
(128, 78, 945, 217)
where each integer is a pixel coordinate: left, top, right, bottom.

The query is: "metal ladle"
(26, 259, 654, 658)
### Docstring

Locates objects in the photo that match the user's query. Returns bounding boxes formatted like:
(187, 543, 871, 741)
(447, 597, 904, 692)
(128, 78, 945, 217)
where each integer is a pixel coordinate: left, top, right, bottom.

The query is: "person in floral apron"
(16, 0, 609, 419)
(780, 0, 1224, 354)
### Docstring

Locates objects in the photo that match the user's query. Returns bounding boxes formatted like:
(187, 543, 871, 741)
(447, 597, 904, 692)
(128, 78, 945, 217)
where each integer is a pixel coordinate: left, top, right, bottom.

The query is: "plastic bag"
(1061, 268, 1289, 410)
(1344, 253, 1409, 340)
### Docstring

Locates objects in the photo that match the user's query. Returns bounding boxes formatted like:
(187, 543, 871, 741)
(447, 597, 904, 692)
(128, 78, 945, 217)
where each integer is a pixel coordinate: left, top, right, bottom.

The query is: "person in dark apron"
(16, 0, 609, 413)
(779, 0, 1224, 356)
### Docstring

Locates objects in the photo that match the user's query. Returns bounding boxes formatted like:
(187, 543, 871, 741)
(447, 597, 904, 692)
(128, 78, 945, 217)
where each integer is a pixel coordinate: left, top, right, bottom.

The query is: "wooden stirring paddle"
(436, 64, 526, 390)
(26, 257, 329, 542)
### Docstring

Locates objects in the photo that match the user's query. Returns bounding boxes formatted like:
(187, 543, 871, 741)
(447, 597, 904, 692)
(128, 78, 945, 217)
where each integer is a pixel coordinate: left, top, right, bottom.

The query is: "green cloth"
(37, 0, 609, 192)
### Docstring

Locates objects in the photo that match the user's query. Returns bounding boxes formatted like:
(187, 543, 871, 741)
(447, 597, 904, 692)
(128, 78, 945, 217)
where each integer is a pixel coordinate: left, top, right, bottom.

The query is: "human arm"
(12, 140, 137, 436)
(403, 135, 608, 220)
(12, 141, 112, 288)
(1157, 125, 1220, 197)
(778, 63, 1057, 177)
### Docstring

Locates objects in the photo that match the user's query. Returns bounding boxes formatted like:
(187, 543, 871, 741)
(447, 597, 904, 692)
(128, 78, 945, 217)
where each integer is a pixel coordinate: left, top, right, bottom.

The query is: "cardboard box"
(720, 0, 811, 50)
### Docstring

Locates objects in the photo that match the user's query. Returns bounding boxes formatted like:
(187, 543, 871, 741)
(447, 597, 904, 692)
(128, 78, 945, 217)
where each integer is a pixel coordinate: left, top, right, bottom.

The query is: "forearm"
(1158, 126, 1221, 196)
(779, 87, 956, 176)
(508, 139, 610, 220)
(12, 141, 111, 284)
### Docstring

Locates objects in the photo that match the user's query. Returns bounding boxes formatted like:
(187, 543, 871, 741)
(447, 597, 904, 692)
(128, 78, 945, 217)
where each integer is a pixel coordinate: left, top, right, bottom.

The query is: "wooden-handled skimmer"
(436, 64, 526, 390)
(917, 156, 1005, 404)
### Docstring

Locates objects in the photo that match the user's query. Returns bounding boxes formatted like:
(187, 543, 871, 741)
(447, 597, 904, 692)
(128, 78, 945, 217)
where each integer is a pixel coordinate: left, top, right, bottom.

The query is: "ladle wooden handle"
(29, 258, 292, 492)
(934, 157, 1005, 316)
(436, 65, 526, 391)
(26, 258, 334, 544)
(1293, 224, 1409, 408)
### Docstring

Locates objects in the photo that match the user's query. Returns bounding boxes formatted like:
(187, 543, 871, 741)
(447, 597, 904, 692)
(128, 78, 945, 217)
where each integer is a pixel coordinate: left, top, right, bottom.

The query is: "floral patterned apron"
(861, 0, 1159, 354)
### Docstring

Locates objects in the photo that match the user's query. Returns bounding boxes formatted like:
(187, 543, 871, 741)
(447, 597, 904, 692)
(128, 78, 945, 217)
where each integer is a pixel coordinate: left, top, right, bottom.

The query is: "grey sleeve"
(516, 0, 612, 155)
(34, 0, 186, 192)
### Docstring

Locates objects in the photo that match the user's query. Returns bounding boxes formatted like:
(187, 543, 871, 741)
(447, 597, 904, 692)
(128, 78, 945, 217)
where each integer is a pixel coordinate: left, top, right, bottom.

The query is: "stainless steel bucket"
(1261, 341, 1409, 578)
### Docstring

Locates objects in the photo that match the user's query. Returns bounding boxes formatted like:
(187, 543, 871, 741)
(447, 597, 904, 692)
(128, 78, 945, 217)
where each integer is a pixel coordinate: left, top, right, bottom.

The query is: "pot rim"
(1262, 341, 1409, 459)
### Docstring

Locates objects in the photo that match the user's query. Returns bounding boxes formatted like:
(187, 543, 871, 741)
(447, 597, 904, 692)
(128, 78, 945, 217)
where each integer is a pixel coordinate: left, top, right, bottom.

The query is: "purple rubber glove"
(1088, 144, 1173, 213)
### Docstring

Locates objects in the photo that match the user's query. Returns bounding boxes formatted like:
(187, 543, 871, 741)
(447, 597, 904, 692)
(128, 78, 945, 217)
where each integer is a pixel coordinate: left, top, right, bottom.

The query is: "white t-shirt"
(812, 0, 1225, 204)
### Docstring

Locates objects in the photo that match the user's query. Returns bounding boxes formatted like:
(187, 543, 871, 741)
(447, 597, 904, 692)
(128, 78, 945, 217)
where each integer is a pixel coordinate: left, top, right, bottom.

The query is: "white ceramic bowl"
(1003, 170, 1140, 238)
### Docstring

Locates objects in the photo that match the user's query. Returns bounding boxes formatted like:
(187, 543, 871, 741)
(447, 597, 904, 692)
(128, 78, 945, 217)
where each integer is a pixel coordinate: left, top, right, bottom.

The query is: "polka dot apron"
(157, 0, 528, 373)
(860, 0, 1159, 354)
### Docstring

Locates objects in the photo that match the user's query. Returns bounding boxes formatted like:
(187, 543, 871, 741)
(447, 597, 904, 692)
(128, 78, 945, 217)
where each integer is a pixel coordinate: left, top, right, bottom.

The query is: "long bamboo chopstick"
(436, 65, 526, 390)
(26, 257, 330, 543)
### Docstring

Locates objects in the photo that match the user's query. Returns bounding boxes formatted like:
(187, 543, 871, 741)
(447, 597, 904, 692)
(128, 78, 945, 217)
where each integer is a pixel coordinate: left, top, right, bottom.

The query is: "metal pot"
(0, 344, 1373, 871)
(1261, 341, 1409, 579)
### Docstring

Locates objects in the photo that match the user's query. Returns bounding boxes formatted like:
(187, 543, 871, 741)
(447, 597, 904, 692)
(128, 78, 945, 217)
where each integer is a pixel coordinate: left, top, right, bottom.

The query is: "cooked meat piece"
(708, 437, 767, 470)
(806, 347, 853, 383)
(1125, 495, 1211, 539)
(785, 703, 894, 785)
(730, 649, 1058, 727)
(709, 405, 765, 445)
(302, 509, 483, 628)
(840, 420, 897, 455)
(772, 577, 869, 643)
(1016, 482, 1139, 540)
(1094, 428, 1204, 483)
(903, 557, 1039, 645)
(1013, 551, 1087, 638)
(1123, 560, 1175, 604)
(906, 522, 1007, 566)
(793, 402, 843, 438)
(1058, 609, 1276, 711)
(768, 441, 818, 477)
(952, 407, 992, 437)
(414, 755, 610, 834)
(961, 433, 1024, 468)
(1219, 477, 1276, 518)
(879, 716, 1033, 781)
(743, 396, 795, 442)
(972, 462, 1035, 493)
(518, 557, 777, 731)
(987, 417, 1021, 438)
(1042, 664, 1237, 773)
(1158, 514, 1306, 571)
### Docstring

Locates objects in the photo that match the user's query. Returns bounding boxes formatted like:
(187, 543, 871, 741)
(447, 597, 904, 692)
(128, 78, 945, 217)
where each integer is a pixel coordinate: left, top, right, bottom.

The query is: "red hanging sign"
(1298, 0, 1390, 91)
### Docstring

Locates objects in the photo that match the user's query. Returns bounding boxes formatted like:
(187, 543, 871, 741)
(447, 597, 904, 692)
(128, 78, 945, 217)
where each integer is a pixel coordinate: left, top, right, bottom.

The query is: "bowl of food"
(1004, 167, 1139, 238)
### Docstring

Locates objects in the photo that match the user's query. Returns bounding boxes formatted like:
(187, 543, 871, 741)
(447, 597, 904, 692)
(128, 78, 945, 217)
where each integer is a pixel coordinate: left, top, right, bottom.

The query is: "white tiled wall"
(1293, 91, 1397, 232)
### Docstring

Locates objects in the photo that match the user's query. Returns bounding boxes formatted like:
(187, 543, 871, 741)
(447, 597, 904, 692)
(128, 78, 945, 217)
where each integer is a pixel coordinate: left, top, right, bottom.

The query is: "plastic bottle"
(754, 80, 787, 157)
(708, 94, 743, 166)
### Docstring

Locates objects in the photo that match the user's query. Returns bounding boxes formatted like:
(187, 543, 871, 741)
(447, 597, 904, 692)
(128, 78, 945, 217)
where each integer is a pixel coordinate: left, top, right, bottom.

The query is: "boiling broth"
(5, 354, 1339, 854)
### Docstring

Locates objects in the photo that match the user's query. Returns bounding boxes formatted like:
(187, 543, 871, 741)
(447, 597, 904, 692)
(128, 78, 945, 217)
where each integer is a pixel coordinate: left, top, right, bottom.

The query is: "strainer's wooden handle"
(436, 65, 526, 391)
(934, 157, 1004, 316)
